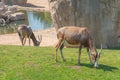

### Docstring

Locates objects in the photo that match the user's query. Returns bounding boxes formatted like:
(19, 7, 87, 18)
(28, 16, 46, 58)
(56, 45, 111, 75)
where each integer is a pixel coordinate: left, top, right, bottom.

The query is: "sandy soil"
(27, 0, 49, 11)
(16, 0, 49, 11)
(0, 28, 58, 47)
(0, 0, 58, 47)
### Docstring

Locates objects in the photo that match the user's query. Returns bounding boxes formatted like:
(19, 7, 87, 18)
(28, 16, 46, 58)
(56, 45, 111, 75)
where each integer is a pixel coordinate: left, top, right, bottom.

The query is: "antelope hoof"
(63, 59, 66, 62)
(90, 62, 93, 65)
(94, 64, 99, 68)
(94, 65, 99, 68)
(77, 62, 81, 66)
(55, 59, 58, 62)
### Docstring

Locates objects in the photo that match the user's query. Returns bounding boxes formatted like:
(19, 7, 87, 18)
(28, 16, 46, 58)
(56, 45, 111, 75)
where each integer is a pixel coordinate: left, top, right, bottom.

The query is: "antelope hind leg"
(60, 43, 66, 62)
(55, 39, 63, 62)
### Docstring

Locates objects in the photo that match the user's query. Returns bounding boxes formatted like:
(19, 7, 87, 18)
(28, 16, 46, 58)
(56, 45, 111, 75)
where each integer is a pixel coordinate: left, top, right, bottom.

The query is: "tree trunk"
(49, 0, 120, 48)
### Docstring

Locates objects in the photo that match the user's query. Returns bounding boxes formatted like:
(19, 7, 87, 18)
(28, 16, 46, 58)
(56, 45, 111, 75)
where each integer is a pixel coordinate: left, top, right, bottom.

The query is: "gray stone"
(0, 2, 6, 14)
(10, 12, 25, 21)
(1, 0, 27, 5)
(8, 6, 17, 13)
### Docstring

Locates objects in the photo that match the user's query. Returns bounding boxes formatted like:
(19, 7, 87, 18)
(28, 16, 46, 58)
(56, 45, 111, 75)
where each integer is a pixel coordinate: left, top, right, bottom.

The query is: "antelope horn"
(98, 44, 102, 56)
(38, 35, 42, 43)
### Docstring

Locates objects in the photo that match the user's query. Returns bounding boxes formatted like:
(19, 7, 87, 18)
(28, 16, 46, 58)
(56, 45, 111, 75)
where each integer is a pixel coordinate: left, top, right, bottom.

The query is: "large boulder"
(49, 0, 120, 48)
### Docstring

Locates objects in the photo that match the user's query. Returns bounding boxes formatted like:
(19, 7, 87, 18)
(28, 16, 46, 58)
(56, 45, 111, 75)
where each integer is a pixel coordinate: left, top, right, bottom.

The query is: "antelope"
(55, 26, 102, 67)
(17, 25, 42, 46)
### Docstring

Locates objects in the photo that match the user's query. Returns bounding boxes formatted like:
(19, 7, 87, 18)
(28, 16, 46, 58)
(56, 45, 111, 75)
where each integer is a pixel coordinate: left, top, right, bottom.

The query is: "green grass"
(0, 45, 120, 80)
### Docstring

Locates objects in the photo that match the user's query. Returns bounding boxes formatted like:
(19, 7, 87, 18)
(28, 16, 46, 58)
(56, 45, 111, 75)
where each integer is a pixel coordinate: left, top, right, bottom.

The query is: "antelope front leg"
(78, 45, 82, 65)
(60, 43, 66, 62)
(21, 38, 24, 46)
(19, 36, 24, 46)
(23, 38, 26, 46)
(87, 48, 93, 65)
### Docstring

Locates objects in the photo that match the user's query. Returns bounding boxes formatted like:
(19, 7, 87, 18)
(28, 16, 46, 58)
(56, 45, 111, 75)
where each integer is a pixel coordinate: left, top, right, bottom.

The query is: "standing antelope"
(55, 26, 102, 67)
(17, 25, 42, 46)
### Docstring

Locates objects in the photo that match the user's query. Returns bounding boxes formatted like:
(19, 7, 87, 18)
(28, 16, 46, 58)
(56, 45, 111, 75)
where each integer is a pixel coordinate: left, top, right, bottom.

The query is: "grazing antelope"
(17, 25, 42, 46)
(55, 26, 102, 67)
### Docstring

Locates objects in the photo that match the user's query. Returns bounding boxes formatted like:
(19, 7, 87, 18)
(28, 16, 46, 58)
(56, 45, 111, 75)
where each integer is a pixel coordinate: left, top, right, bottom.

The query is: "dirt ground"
(0, 28, 58, 47)
(0, 0, 58, 47)
(27, 0, 49, 11)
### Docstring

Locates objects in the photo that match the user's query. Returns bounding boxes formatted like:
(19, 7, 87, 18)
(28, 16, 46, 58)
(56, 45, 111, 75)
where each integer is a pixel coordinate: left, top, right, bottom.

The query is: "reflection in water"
(0, 11, 53, 34)
(27, 11, 53, 30)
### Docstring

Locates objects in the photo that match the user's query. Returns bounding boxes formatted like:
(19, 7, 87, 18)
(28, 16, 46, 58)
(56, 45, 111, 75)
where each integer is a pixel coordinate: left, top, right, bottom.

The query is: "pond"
(27, 11, 53, 30)
(0, 11, 53, 34)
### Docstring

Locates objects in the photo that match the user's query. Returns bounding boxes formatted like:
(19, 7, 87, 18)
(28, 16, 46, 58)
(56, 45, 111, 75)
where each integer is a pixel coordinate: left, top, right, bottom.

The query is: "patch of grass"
(0, 45, 120, 80)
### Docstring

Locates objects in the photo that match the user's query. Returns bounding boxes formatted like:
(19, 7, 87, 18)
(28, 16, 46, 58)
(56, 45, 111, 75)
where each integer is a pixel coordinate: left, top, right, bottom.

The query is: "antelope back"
(18, 25, 32, 38)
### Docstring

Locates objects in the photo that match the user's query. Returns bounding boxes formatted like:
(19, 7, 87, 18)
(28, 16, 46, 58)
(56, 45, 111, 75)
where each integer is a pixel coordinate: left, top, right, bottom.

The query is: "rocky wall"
(49, 0, 120, 48)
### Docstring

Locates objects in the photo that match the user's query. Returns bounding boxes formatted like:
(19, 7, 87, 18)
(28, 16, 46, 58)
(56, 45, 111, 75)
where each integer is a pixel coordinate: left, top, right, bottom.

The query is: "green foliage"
(33, 11, 52, 25)
(0, 45, 120, 80)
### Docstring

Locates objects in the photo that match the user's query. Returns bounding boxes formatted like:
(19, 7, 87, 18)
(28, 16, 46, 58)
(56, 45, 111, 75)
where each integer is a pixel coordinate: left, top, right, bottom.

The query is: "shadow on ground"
(81, 63, 118, 71)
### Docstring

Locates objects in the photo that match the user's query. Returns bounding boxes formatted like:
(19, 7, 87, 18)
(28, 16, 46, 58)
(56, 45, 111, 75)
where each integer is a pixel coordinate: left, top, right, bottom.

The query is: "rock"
(0, 2, 17, 14)
(13, 0, 27, 5)
(0, 2, 4, 7)
(8, 6, 17, 13)
(0, 2, 7, 14)
(0, 14, 12, 24)
(1, 0, 27, 5)
(10, 12, 25, 21)
(117, 36, 120, 46)
(0, 18, 5, 25)
(1, 0, 8, 5)
(49, 0, 120, 48)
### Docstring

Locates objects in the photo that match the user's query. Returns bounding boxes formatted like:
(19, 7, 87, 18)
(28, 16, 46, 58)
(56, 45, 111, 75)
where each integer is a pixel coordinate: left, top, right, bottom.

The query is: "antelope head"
(34, 35, 42, 46)
(94, 44, 103, 68)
